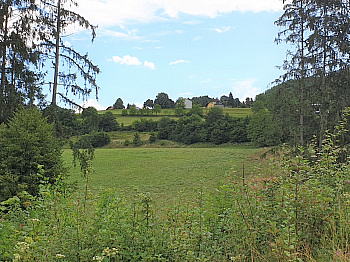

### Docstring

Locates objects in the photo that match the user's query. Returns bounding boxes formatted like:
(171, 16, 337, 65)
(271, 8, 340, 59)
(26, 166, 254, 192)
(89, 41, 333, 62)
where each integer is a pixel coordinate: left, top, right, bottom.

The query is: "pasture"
(63, 146, 264, 206)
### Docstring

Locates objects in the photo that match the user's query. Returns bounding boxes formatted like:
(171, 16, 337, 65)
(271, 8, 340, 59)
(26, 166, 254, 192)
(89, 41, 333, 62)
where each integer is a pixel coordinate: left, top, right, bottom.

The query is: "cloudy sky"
(56, 0, 288, 110)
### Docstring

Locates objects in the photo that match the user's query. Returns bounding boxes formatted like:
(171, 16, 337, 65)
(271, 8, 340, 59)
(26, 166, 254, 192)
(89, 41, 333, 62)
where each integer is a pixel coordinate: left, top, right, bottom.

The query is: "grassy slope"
(63, 146, 264, 207)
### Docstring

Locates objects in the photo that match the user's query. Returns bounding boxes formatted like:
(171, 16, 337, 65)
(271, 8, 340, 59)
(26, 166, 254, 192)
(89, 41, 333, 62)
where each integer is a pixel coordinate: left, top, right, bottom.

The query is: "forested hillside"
(250, 71, 350, 146)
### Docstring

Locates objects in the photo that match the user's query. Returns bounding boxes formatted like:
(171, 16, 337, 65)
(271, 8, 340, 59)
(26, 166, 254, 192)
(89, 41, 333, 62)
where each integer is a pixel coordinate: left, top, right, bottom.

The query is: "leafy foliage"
(154, 92, 175, 109)
(0, 108, 64, 202)
(75, 132, 111, 149)
(113, 98, 125, 109)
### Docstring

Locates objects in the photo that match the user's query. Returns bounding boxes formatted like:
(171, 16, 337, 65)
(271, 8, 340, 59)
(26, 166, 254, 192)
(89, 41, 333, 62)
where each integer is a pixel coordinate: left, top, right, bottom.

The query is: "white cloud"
(75, 0, 283, 27)
(81, 99, 107, 111)
(112, 55, 142, 66)
(110, 55, 156, 70)
(183, 20, 202, 25)
(212, 26, 232, 33)
(231, 78, 260, 101)
(169, 59, 190, 66)
(101, 28, 141, 40)
(144, 61, 156, 70)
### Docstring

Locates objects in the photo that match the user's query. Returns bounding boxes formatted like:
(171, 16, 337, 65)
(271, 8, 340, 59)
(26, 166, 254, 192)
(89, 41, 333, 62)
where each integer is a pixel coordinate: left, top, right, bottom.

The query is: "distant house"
(207, 102, 224, 108)
(184, 99, 192, 109)
(106, 106, 114, 110)
(207, 102, 215, 108)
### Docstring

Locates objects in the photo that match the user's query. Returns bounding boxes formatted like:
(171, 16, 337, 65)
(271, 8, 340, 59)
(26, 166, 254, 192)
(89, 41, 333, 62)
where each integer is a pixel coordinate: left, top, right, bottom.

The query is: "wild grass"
(3, 111, 350, 261)
(63, 146, 263, 207)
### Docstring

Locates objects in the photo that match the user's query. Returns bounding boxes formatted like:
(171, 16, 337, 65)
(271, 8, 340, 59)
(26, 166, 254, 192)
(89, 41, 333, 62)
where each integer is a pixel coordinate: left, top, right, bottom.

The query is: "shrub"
(75, 132, 111, 148)
(133, 132, 143, 146)
(121, 109, 128, 116)
(98, 111, 120, 132)
(0, 108, 64, 202)
(149, 132, 157, 143)
(90, 132, 111, 147)
(133, 118, 157, 132)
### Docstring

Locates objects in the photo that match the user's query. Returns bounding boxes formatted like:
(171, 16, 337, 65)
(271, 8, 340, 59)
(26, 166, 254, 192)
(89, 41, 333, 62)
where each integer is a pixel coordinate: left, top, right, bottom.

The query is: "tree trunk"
(300, 0, 305, 146)
(52, 0, 61, 105)
(0, 4, 9, 123)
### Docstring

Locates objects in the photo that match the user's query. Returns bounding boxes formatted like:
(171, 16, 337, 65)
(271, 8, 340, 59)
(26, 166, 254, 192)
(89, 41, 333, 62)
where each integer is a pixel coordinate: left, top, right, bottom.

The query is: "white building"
(184, 98, 192, 109)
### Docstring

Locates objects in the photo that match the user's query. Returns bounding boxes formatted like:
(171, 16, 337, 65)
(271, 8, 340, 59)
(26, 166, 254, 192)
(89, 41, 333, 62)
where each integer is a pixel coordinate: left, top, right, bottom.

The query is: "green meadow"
(63, 146, 263, 206)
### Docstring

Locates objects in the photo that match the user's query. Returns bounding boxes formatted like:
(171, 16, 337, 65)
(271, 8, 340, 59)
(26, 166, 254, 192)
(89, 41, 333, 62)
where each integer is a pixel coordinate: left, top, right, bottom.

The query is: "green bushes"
(156, 108, 250, 145)
(75, 132, 111, 148)
(0, 108, 64, 202)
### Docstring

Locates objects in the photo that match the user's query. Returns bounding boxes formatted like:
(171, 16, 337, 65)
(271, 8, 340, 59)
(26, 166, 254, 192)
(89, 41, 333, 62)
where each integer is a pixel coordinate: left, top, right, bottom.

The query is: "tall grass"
(2, 113, 350, 261)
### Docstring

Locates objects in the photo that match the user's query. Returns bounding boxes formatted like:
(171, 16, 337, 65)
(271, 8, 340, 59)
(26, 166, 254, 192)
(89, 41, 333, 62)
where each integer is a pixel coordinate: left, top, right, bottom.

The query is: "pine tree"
(275, 0, 314, 145)
(38, 0, 100, 107)
(0, 0, 44, 123)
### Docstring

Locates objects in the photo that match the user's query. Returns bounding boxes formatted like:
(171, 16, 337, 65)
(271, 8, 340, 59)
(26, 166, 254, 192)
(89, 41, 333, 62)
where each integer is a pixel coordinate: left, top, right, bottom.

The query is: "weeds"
(1, 111, 350, 261)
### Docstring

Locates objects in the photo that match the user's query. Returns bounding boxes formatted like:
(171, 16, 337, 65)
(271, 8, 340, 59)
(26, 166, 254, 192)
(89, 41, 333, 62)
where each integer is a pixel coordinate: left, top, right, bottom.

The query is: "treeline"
(112, 92, 254, 110)
(134, 108, 249, 145)
(49, 104, 250, 146)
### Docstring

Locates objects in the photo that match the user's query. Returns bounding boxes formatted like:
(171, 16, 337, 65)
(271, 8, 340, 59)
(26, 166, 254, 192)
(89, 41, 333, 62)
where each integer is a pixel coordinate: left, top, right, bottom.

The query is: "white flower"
(28, 218, 40, 222)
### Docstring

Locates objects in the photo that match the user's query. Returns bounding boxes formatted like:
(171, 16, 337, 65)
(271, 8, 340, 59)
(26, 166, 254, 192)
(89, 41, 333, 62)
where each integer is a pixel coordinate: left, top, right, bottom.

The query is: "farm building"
(207, 102, 224, 108)
(184, 99, 192, 109)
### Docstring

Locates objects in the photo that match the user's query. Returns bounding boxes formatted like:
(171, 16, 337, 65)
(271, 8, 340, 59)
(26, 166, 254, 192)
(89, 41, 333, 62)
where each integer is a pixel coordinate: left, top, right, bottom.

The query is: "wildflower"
(13, 253, 21, 262)
(28, 218, 40, 222)
(56, 254, 65, 258)
(92, 256, 103, 261)
(15, 242, 30, 253)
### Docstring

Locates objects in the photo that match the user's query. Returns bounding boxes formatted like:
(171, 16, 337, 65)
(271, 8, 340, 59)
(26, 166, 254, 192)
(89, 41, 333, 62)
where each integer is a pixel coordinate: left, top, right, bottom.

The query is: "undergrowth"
(1, 111, 350, 261)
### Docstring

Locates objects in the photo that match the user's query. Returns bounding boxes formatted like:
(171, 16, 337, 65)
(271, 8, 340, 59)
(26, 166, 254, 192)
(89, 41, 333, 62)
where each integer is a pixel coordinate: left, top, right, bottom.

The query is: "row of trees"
(132, 107, 249, 145)
(113, 92, 254, 110)
(0, 0, 99, 124)
(42, 105, 119, 139)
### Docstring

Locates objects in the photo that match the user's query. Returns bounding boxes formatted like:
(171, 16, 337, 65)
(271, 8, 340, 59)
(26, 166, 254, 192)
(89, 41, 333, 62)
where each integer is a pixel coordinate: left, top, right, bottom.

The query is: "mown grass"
(115, 116, 178, 126)
(63, 146, 264, 207)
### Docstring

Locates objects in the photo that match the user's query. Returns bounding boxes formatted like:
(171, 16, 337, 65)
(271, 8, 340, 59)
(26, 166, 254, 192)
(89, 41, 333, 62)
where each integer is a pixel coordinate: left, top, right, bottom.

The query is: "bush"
(75, 132, 111, 148)
(133, 118, 158, 132)
(149, 132, 157, 143)
(121, 109, 128, 116)
(0, 108, 64, 202)
(157, 117, 177, 140)
(133, 132, 143, 146)
(98, 111, 120, 132)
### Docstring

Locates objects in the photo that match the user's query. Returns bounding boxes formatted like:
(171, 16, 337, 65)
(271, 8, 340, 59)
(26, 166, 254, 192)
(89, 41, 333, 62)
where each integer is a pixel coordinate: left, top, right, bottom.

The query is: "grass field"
(63, 146, 265, 207)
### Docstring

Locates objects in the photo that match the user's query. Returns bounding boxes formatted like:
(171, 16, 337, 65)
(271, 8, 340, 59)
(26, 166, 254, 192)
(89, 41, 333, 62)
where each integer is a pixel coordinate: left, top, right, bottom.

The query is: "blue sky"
(55, 0, 288, 110)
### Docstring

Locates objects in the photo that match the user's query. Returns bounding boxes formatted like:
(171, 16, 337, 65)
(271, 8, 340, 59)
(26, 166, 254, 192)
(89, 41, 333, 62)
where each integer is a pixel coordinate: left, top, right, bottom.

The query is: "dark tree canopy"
(143, 99, 154, 109)
(113, 98, 125, 109)
(154, 92, 175, 109)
